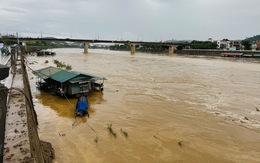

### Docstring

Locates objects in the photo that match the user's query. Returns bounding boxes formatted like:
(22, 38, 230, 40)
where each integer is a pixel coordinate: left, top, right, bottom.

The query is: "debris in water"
(32, 98, 39, 103)
(244, 117, 249, 120)
(59, 133, 66, 137)
(178, 141, 183, 147)
(94, 136, 98, 143)
(120, 128, 128, 138)
(153, 135, 158, 139)
(107, 123, 117, 138)
(256, 107, 259, 112)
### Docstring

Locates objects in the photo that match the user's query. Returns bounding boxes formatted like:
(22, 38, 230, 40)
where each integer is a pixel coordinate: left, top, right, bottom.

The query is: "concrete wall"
(175, 49, 260, 56)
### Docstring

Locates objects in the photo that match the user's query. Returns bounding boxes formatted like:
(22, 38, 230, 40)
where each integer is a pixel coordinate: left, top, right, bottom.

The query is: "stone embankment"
(1, 46, 54, 163)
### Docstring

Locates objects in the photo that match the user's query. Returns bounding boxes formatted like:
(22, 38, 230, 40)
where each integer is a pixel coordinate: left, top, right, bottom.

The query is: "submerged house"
(33, 66, 106, 97)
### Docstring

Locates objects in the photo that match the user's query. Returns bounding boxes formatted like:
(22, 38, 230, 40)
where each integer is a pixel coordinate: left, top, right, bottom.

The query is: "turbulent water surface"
(27, 48, 260, 163)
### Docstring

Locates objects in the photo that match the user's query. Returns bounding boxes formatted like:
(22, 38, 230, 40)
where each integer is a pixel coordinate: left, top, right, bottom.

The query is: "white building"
(217, 40, 230, 49)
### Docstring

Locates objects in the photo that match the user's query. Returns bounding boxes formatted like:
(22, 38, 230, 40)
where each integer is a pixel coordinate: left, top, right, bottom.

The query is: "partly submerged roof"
(33, 66, 106, 83)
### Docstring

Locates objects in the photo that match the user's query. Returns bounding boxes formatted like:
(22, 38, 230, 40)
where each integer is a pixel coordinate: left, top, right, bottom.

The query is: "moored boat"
(36, 50, 56, 56)
(221, 52, 243, 57)
(75, 96, 89, 117)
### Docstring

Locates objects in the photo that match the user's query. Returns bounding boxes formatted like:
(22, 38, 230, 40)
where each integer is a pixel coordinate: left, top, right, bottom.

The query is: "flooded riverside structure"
(24, 48, 260, 163)
(34, 66, 106, 97)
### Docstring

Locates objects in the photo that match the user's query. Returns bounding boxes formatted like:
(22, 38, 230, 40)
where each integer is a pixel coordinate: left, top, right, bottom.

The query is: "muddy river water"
(26, 48, 260, 163)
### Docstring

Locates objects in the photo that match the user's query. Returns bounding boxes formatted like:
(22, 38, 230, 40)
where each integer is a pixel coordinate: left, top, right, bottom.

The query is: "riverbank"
(176, 49, 260, 57)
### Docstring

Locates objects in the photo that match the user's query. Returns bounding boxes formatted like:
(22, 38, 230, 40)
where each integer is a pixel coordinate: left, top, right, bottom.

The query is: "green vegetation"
(244, 35, 260, 42)
(53, 59, 72, 70)
(26, 40, 82, 48)
(109, 44, 130, 50)
(120, 128, 128, 138)
(190, 40, 217, 49)
(1, 35, 17, 45)
(137, 44, 168, 53)
(94, 136, 98, 143)
(107, 123, 117, 138)
(109, 43, 168, 53)
(178, 141, 183, 147)
(27, 41, 50, 46)
(241, 40, 252, 50)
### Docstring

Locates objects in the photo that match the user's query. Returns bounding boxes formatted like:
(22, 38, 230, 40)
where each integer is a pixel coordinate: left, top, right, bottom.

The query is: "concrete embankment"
(1, 46, 54, 163)
(175, 49, 260, 56)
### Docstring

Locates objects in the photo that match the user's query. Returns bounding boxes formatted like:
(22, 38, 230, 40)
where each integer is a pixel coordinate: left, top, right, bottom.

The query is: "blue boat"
(75, 96, 89, 117)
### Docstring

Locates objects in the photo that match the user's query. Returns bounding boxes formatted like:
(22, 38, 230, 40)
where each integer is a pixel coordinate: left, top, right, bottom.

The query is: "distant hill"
(244, 35, 260, 41)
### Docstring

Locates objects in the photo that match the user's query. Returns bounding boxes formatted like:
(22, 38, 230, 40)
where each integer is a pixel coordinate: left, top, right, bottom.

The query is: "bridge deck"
(6, 37, 189, 46)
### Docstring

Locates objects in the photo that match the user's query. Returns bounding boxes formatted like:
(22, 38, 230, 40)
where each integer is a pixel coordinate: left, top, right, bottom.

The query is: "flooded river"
(26, 48, 260, 163)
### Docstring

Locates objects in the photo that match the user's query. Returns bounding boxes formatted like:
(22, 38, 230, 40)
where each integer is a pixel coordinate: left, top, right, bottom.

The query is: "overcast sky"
(0, 0, 259, 41)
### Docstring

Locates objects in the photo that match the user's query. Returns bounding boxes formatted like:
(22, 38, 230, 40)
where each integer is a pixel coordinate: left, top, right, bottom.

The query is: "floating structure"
(221, 52, 244, 57)
(253, 54, 260, 58)
(36, 50, 56, 56)
(242, 54, 253, 58)
(33, 66, 106, 97)
(221, 52, 260, 58)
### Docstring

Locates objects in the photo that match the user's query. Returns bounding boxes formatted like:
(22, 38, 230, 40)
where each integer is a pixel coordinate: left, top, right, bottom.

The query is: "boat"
(221, 52, 243, 57)
(36, 50, 56, 56)
(253, 54, 260, 58)
(75, 96, 89, 117)
(242, 54, 253, 58)
(33, 66, 106, 97)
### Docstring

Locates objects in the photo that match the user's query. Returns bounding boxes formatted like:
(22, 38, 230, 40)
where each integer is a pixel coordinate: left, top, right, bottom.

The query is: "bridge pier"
(168, 45, 176, 55)
(130, 44, 136, 55)
(84, 42, 88, 54)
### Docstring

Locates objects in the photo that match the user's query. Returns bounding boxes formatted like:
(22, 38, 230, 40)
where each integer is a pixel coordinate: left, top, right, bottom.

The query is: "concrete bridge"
(7, 37, 189, 55)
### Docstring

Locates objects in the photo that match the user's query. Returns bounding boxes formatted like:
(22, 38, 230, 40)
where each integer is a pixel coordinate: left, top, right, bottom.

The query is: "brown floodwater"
(27, 48, 260, 163)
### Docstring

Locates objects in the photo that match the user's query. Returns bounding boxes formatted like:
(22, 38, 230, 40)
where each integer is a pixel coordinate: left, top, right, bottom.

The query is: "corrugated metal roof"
(34, 66, 79, 82)
(33, 66, 61, 79)
(51, 69, 79, 83)
(33, 66, 106, 83)
(81, 73, 107, 80)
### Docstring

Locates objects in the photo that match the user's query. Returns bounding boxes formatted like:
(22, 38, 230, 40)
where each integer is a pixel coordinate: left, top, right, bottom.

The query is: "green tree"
(190, 40, 217, 49)
(1, 35, 17, 45)
(241, 40, 251, 50)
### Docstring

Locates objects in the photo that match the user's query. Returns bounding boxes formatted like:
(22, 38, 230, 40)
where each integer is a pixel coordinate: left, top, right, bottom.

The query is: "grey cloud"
(0, 0, 259, 41)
